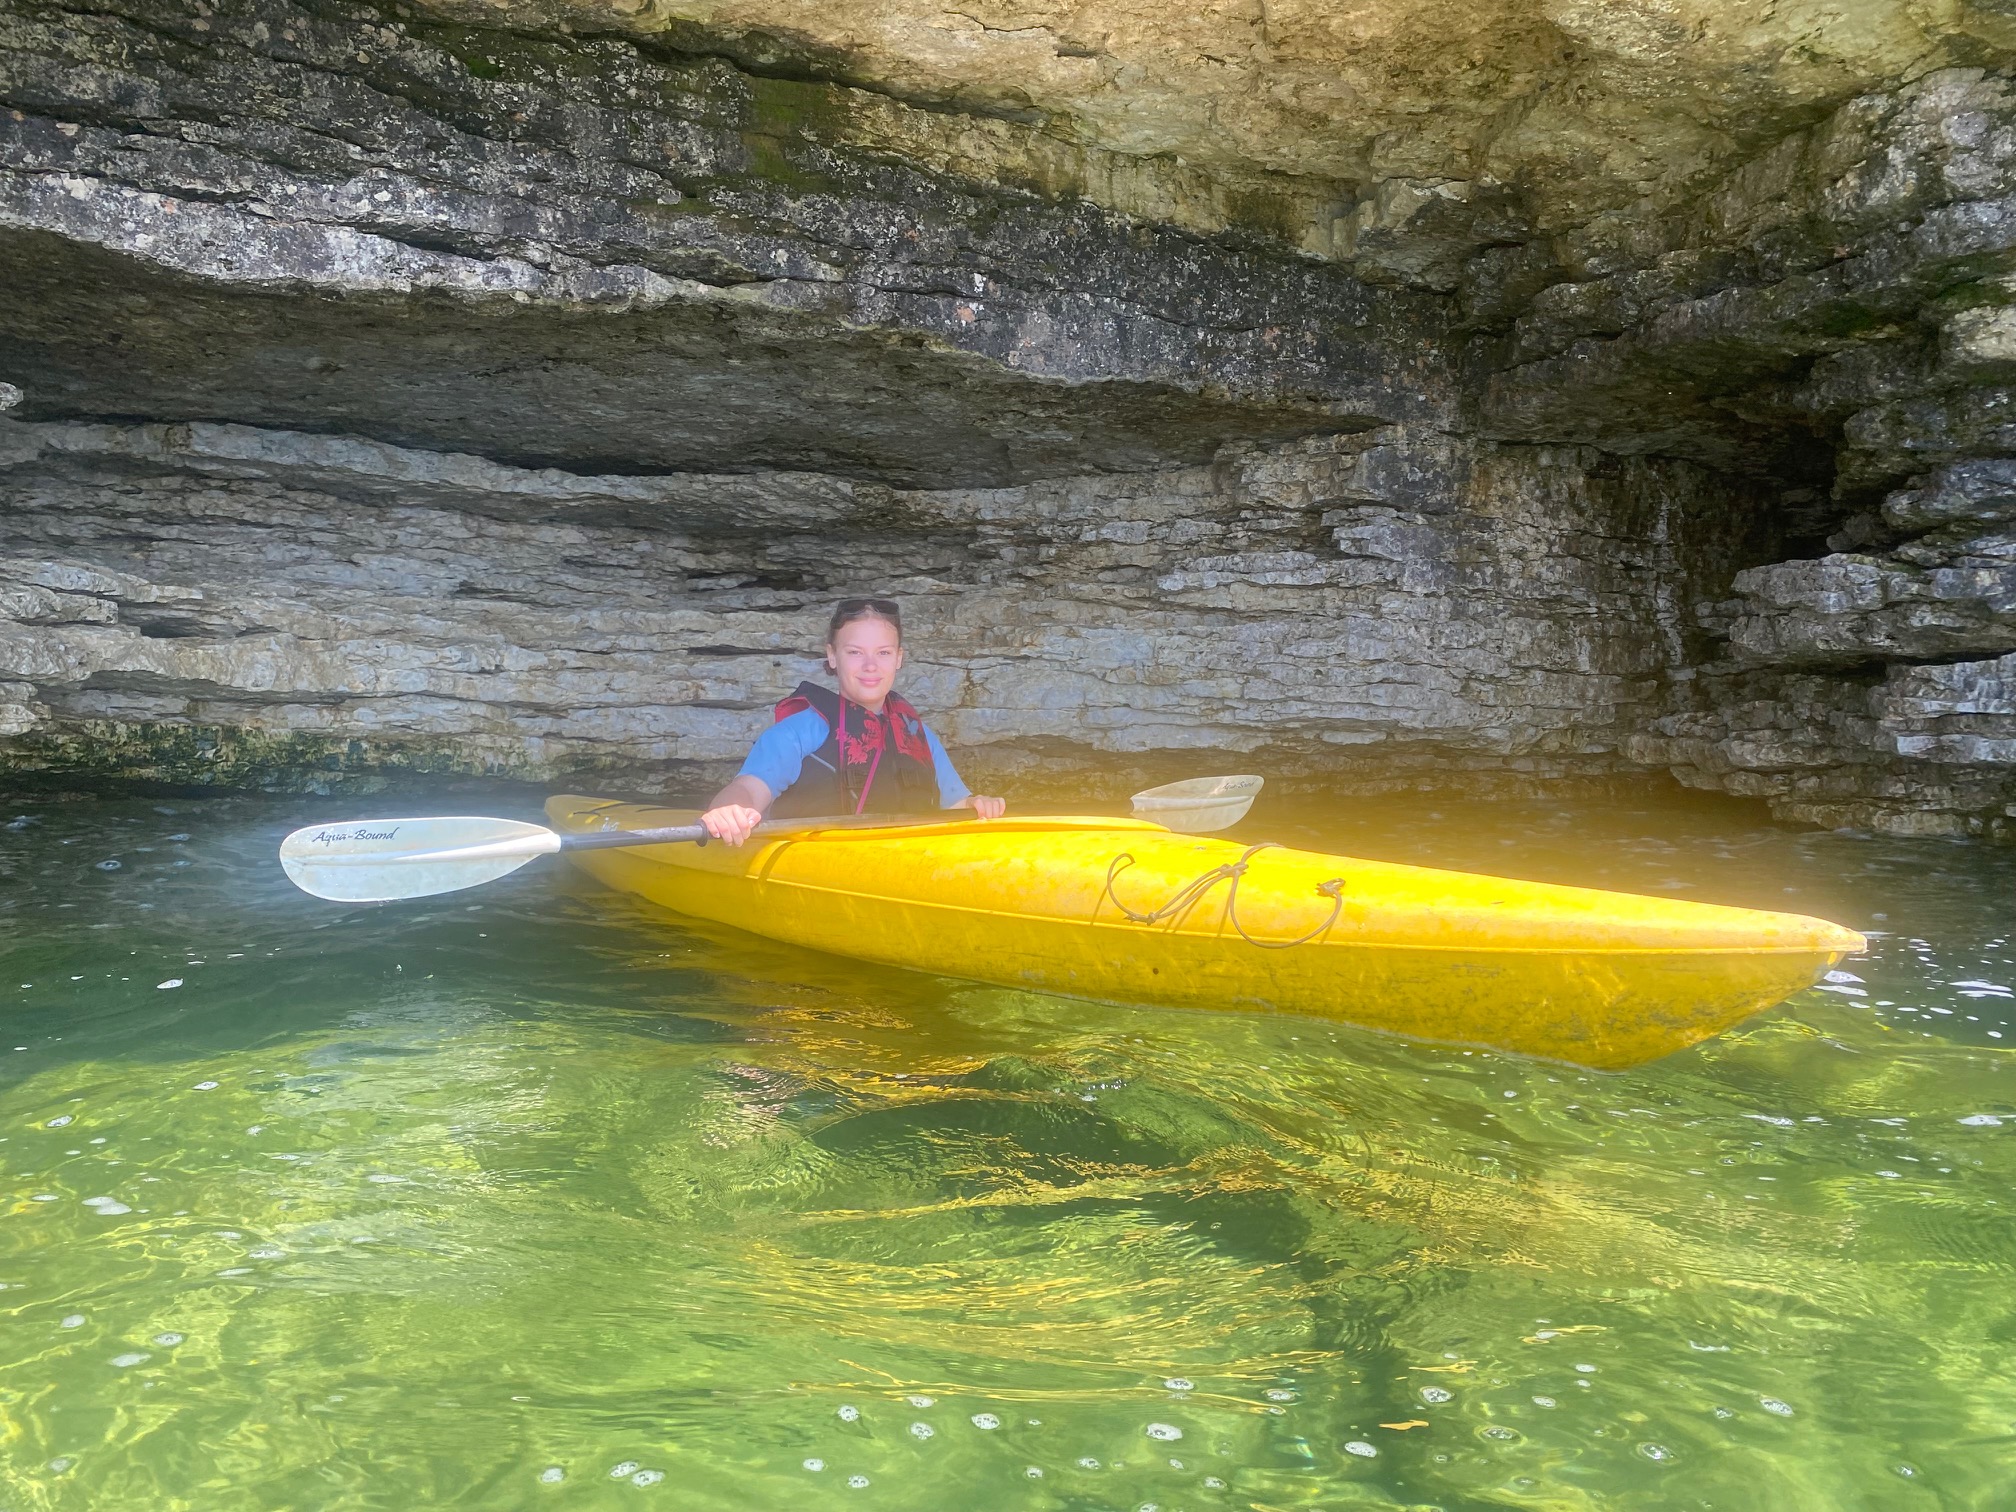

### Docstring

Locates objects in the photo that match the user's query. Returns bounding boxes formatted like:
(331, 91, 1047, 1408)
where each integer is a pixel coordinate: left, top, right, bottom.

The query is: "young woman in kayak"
(699, 597, 1008, 845)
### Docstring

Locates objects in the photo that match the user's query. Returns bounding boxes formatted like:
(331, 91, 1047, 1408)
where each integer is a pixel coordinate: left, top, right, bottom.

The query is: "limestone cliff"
(0, 413, 1758, 796)
(1, 0, 2013, 835)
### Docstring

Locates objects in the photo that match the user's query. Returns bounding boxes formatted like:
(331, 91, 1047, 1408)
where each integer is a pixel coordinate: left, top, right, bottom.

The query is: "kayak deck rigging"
(1102, 842, 1347, 949)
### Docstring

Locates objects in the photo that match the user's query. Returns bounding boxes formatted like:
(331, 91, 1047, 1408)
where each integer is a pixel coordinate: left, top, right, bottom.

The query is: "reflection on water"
(1, 790, 2013, 1511)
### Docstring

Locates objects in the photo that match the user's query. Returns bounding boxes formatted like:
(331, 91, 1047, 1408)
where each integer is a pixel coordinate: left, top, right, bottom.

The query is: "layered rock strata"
(0, 0, 1446, 486)
(1488, 69, 2016, 834)
(2, 0, 2015, 835)
(416, 0, 2016, 289)
(0, 414, 1755, 796)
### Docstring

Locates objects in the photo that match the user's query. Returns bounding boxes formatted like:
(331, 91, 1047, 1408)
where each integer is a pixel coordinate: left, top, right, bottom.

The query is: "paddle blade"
(1129, 775, 1264, 833)
(279, 817, 561, 902)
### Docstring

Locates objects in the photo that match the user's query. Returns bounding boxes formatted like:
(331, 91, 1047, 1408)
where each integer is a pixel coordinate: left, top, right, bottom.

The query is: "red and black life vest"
(766, 680, 942, 818)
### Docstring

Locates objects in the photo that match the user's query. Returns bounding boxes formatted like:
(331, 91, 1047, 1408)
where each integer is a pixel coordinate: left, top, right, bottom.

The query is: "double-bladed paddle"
(279, 775, 1262, 904)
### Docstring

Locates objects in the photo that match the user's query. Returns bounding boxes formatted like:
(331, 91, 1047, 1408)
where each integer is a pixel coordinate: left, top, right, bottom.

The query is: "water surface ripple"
(2, 793, 2012, 1510)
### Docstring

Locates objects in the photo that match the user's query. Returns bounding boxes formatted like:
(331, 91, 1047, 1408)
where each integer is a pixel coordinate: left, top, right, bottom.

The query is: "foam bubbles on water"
(1145, 1423, 1182, 1441)
(905, 1395, 934, 1408)
(1344, 1440, 1377, 1458)
(608, 1461, 639, 1479)
(539, 1467, 565, 1484)
(1638, 1442, 1674, 1462)
(1759, 1397, 1794, 1417)
(1532, 1395, 1556, 1408)
(1203, 1476, 1226, 1489)
(59, 1314, 84, 1328)
(631, 1470, 663, 1487)
(1163, 1378, 1194, 1391)
(909, 1422, 934, 1440)
(846, 1475, 869, 1489)
(1023, 1466, 1043, 1479)
(83, 1197, 131, 1215)
(837, 1405, 860, 1423)
(46, 1115, 72, 1127)
(1959, 1114, 2004, 1126)
(1263, 1388, 1297, 1402)
(156, 979, 181, 990)
(971, 1413, 1000, 1430)
(110, 1352, 150, 1368)
(1077, 1457, 1101, 1470)
(192, 1081, 218, 1091)
(802, 1459, 825, 1472)
(1420, 1386, 1453, 1404)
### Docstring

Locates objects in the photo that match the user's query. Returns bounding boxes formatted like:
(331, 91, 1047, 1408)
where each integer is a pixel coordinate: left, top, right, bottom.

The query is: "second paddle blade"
(279, 816, 561, 902)
(1129, 775, 1263, 834)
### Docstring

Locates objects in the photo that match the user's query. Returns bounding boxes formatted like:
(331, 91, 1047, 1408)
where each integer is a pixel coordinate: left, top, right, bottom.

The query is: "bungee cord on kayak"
(1102, 843, 1348, 950)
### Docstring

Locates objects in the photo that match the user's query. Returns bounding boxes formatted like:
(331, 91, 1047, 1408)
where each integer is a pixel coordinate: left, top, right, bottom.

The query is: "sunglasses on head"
(835, 597, 900, 616)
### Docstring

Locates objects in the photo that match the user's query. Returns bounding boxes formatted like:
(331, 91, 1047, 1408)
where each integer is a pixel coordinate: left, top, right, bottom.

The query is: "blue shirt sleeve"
(924, 725, 972, 807)
(735, 708, 828, 799)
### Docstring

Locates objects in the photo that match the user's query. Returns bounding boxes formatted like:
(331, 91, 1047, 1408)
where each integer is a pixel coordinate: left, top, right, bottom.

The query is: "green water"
(2, 792, 2014, 1512)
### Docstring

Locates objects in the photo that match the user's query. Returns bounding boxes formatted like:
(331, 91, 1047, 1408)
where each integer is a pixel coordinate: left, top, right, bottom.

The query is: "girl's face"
(827, 615, 904, 709)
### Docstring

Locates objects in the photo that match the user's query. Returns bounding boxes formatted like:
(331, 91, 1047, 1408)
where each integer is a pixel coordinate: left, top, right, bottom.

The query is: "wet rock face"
(2, 0, 2015, 834)
(0, 415, 1755, 796)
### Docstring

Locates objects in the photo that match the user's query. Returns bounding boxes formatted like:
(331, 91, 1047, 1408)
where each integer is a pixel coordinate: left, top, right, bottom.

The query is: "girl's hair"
(828, 596, 901, 643)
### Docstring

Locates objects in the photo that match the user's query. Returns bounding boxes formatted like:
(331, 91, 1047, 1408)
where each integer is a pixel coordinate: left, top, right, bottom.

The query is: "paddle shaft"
(559, 823, 705, 851)
(558, 812, 952, 853)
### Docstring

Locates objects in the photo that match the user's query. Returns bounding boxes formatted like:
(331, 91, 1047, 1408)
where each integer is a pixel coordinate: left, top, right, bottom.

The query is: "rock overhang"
(413, 0, 2016, 275)
(0, 0, 1453, 487)
(0, 228, 1405, 486)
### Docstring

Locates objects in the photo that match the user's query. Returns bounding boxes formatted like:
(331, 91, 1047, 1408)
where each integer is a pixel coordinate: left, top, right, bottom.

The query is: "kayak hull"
(546, 797, 1865, 1069)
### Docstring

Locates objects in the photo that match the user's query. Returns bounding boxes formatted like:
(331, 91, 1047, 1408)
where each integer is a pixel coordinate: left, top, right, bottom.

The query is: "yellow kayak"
(546, 796, 1865, 1069)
